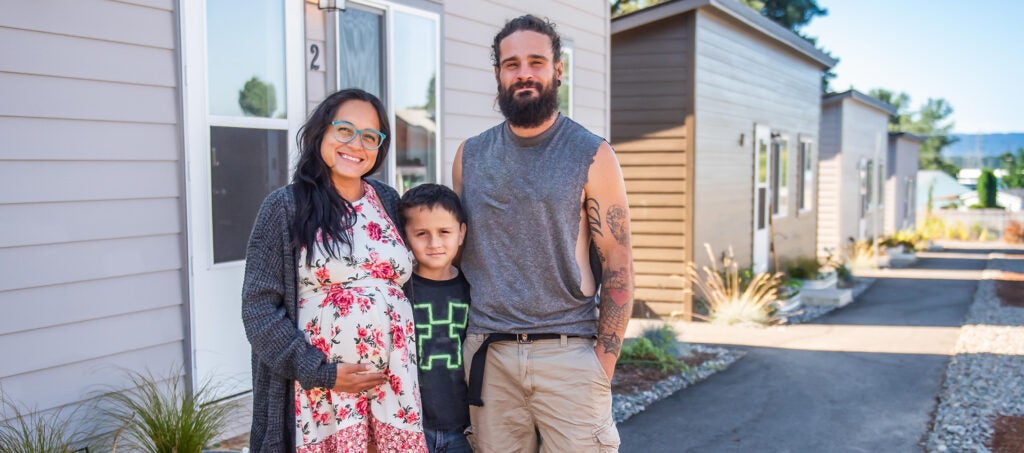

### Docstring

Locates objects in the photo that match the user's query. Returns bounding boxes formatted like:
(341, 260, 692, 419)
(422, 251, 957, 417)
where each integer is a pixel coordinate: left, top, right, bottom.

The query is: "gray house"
(0, 0, 609, 430)
(885, 132, 923, 234)
(610, 0, 836, 317)
(817, 90, 896, 259)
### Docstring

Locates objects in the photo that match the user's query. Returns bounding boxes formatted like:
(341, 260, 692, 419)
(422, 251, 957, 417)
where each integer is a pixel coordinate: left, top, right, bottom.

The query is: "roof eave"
(611, 0, 837, 69)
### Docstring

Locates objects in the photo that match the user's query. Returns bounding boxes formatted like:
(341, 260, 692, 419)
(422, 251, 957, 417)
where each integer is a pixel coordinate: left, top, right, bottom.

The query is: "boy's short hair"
(399, 183, 467, 225)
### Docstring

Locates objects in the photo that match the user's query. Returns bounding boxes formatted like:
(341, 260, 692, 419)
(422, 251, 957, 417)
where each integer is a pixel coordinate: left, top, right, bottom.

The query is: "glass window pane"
(393, 12, 438, 193)
(338, 7, 384, 99)
(558, 48, 572, 116)
(210, 127, 289, 263)
(207, 1, 287, 118)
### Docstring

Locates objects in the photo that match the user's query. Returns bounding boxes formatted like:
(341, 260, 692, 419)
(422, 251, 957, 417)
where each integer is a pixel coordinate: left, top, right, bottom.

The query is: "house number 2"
(309, 44, 321, 71)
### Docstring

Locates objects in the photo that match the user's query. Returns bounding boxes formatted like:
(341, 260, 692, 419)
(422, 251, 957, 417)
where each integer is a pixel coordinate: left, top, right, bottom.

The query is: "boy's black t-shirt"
(406, 270, 471, 431)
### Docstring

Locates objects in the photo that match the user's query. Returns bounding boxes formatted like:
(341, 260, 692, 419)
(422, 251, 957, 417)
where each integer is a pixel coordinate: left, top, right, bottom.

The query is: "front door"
(182, 0, 305, 393)
(752, 124, 771, 273)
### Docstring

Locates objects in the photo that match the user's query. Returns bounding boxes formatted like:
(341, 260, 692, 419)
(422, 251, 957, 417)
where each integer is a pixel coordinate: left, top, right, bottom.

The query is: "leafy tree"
(238, 76, 277, 118)
(738, 0, 826, 30)
(977, 168, 998, 208)
(610, 0, 667, 16)
(422, 74, 436, 116)
(868, 89, 960, 176)
(1000, 147, 1024, 188)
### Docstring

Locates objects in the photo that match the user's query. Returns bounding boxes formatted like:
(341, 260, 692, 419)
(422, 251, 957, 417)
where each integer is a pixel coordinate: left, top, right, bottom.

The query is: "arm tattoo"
(606, 205, 629, 246)
(597, 264, 633, 357)
(585, 197, 603, 237)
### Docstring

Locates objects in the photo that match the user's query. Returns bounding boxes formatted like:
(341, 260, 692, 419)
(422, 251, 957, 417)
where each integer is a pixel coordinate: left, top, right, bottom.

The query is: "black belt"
(467, 333, 584, 407)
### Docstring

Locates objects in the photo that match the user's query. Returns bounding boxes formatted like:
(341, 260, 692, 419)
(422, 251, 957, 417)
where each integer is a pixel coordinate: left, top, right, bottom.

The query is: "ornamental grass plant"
(98, 369, 237, 453)
(0, 392, 86, 453)
(685, 244, 784, 326)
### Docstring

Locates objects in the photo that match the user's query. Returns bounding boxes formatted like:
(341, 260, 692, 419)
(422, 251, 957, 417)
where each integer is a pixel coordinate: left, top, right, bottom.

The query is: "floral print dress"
(294, 182, 427, 453)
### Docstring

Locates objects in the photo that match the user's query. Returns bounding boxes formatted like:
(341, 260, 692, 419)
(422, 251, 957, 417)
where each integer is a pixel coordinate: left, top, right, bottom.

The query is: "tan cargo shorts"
(463, 333, 620, 453)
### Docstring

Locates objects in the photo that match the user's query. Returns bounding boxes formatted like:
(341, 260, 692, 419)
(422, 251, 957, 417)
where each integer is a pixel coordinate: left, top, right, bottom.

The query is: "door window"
(207, 0, 289, 264)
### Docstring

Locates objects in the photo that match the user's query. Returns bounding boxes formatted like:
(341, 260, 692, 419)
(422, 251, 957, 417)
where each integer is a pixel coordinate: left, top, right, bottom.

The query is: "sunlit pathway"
(617, 245, 999, 453)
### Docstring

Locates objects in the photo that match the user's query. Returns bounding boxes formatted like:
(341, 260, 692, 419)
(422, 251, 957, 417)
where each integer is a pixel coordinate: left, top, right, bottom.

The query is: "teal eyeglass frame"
(331, 120, 387, 150)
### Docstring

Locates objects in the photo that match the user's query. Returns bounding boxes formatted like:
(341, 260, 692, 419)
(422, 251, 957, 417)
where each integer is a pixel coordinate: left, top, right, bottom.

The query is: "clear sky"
(802, 0, 1023, 134)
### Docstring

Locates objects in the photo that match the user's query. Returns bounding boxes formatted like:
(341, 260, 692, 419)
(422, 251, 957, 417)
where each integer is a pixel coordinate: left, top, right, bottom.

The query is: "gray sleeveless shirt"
(461, 114, 603, 336)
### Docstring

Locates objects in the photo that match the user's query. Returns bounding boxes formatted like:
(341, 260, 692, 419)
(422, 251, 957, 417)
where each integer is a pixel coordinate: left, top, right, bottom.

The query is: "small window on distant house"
(859, 159, 869, 217)
(772, 135, 789, 217)
(877, 163, 885, 208)
(864, 159, 875, 214)
(904, 176, 915, 222)
(797, 139, 814, 212)
(558, 45, 573, 117)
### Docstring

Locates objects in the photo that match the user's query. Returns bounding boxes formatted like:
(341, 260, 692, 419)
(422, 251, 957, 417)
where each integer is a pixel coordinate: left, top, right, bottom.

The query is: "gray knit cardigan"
(241, 179, 402, 452)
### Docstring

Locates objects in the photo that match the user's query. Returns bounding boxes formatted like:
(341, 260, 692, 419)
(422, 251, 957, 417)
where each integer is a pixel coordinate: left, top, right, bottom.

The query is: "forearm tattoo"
(596, 254, 633, 358)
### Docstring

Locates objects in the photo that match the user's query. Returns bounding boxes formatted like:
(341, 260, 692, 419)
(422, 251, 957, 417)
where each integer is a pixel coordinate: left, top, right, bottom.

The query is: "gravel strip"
(926, 255, 1024, 452)
(612, 345, 745, 423)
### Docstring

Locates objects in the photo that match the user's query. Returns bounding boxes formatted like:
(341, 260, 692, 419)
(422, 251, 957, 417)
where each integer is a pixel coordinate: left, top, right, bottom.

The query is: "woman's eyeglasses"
(331, 120, 386, 150)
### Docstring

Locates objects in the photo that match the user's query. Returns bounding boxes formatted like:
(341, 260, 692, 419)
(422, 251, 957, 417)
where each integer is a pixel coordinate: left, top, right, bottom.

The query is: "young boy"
(399, 183, 473, 453)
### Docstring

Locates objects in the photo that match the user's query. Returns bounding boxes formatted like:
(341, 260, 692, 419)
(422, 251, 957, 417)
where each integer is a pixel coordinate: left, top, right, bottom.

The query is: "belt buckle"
(517, 333, 533, 344)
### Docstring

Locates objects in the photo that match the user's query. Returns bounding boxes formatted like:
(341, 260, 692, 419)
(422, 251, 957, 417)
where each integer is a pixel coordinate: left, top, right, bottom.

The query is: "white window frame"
(559, 44, 574, 118)
(340, 0, 443, 189)
(798, 136, 815, 213)
(772, 133, 790, 218)
(183, 0, 306, 269)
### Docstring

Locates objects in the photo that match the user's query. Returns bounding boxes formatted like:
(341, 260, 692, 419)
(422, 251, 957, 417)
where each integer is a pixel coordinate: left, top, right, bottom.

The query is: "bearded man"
(452, 14, 634, 453)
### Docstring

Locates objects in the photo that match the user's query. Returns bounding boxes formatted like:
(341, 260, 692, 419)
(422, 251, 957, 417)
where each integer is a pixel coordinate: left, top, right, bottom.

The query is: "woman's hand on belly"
(334, 363, 387, 393)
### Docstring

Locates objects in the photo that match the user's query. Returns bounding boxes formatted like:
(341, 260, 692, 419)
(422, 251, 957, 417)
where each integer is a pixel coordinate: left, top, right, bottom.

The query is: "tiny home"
(611, 0, 836, 317)
(884, 132, 923, 234)
(0, 0, 610, 432)
(817, 90, 896, 259)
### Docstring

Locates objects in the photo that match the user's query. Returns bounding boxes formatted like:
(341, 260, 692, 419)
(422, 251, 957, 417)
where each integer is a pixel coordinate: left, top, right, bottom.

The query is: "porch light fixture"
(319, 0, 346, 11)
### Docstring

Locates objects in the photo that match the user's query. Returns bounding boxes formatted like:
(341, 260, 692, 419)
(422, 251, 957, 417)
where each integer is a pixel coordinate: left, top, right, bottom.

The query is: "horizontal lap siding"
(693, 8, 824, 268)
(0, 0, 185, 414)
(611, 15, 694, 316)
(822, 98, 891, 255)
(442, 0, 610, 185)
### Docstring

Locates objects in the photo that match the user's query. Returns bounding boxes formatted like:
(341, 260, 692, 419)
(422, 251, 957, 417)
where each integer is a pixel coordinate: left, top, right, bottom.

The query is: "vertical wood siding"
(441, 0, 610, 186)
(692, 9, 823, 268)
(611, 14, 694, 316)
(0, 0, 185, 414)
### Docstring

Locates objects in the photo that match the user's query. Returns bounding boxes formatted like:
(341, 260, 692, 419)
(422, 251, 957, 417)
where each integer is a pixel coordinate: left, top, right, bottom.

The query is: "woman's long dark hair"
(291, 88, 391, 265)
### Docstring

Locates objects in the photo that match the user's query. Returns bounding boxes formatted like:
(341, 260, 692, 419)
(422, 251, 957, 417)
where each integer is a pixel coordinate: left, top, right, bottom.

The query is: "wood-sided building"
(817, 90, 896, 259)
(610, 0, 836, 317)
(885, 132, 923, 234)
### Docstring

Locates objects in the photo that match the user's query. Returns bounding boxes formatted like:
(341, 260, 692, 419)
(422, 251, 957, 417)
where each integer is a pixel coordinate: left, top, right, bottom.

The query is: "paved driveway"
(618, 246, 998, 452)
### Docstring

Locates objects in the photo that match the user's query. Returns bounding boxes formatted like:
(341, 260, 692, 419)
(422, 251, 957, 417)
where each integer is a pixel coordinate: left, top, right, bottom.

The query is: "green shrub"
(640, 323, 682, 356)
(618, 338, 689, 373)
(783, 257, 821, 280)
(978, 168, 998, 208)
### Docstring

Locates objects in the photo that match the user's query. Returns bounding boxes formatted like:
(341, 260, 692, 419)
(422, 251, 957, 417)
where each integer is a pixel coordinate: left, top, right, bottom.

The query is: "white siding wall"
(692, 8, 823, 267)
(818, 96, 890, 257)
(885, 136, 921, 234)
(441, 0, 610, 185)
(816, 103, 842, 260)
(0, 0, 185, 414)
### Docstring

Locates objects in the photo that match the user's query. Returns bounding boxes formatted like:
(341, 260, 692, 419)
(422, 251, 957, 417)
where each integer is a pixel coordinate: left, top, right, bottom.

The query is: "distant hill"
(944, 133, 1024, 168)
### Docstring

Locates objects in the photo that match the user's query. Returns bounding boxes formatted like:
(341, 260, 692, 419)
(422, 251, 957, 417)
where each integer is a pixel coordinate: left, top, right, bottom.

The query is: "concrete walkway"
(617, 245, 1001, 452)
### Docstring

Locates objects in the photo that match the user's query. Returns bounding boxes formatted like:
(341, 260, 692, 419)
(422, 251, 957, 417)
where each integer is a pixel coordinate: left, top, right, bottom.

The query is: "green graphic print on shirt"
(413, 300, 469, 371)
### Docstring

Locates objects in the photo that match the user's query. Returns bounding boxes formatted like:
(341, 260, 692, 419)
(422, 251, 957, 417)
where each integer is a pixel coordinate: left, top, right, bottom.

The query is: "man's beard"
(497, 78, 560, 128)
